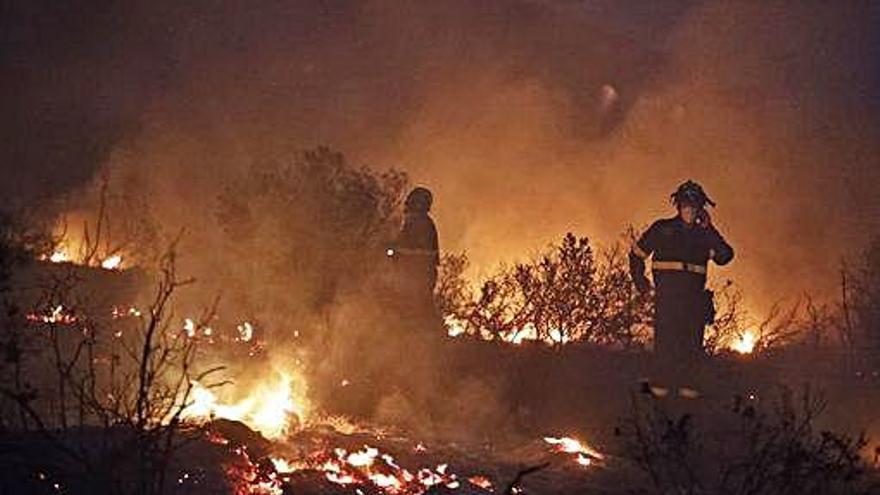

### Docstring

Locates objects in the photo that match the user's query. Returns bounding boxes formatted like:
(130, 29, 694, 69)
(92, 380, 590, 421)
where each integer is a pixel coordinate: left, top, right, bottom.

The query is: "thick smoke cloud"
(3, 0, 879, 318)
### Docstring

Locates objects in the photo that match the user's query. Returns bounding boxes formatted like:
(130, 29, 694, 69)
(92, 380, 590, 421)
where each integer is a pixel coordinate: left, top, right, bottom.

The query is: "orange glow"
(26, 305, 78, 325)
(730, 330, 757, 354)
(544, 436, 604, 467)
(100, 254, 123, 270)
(43, 216, 130, 270)
(183, 370, 308, 439)
(267, 443, 475, 494)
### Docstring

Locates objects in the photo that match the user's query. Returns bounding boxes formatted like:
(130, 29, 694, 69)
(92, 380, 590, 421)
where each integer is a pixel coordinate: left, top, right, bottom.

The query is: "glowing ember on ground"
(446, 316, 580, 346)
(468, 475, 494, 490)
(226, 445, 284, 495)
(731, 330, 757, 354)
(544, 436, 604, 467)
(112, 306, 142, 319)
(269, 443, 474, 495)
(184, 318, 197, 337)
(27, 305, 78, 325)
(237, 322, 255, 342)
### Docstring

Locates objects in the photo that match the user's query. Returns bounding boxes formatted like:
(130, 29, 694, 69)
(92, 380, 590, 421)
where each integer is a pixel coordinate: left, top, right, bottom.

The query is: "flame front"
(183, 371, 307, 439)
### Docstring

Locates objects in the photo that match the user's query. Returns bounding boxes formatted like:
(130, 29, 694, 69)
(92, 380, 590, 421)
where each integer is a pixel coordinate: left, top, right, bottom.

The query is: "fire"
(444, 315, 467, 337)
(44, 245, 126, 271)
(446, 316, 575, 347)
(183, 371, 308, 439)
(731, 330, 757, 354)
(468, 475, 494, 490)
(269, 444, 470, 494)
(100, 254, 123, 270)
(42, 217, 130, 270)
(48, 251, 69, 263)
(184, 318, 197, 337)
(236, 322, 255, 342)
(544, 436, 604, 467)
(27, 304, 78, 325)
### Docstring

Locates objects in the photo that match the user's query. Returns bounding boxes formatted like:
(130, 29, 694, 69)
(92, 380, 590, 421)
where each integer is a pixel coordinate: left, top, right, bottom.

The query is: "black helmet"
(671, 180, 715, 208)
(405, 186, 433, 213)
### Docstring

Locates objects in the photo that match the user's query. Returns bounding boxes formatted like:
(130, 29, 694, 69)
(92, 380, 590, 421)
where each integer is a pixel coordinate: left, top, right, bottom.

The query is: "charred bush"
(619, 387, 875, 495)
(0, 245, 218, 495)
(842, 235, 880, 370)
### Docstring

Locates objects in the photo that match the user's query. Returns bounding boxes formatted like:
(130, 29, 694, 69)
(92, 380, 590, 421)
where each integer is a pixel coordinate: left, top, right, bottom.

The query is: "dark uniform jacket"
(394, 212, 439, 291)
(629, 216, 734, 292)
(630, 215, 734, 359)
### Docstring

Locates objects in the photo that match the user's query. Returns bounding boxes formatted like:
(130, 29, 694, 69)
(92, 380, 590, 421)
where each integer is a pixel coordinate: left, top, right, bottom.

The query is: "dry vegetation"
(0, 147, 878, 494)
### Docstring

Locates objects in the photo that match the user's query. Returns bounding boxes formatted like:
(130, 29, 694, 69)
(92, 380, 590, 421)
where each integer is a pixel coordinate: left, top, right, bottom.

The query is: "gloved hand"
(696, 208, 712, 228)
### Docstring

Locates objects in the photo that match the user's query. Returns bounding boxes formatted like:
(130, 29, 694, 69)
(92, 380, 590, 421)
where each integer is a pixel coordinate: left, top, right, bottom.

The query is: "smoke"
(3, 0, 879, 428)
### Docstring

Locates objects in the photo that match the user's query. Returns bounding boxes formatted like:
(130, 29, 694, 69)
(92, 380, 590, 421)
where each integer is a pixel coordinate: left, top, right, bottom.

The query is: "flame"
(468, 475, 494, 490)
(183, 371, 307, 439)
(27, 304, 78, 325)
(268, 443, 474, 495)
(48, 251, 69, 263)
(43, 218, 130, 270)
(45, 245, 127, 271)
(544, 436, 604, 467)
(731, 330, 757, 354)
(444, 315, 467, 337)
(445, 316, 577, 346)
(101, 254, 123, 270)
(183, 318, 197, 337)
(237, 322, 254, 342)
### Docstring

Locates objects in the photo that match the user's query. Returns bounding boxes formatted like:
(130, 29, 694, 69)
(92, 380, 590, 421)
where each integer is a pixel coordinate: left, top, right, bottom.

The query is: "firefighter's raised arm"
(708, 224, 734, 266)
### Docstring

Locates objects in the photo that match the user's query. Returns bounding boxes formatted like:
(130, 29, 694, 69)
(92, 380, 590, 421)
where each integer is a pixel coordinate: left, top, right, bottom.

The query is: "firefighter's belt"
(652, 261, 707, 274)
(394, 248, 438, 257)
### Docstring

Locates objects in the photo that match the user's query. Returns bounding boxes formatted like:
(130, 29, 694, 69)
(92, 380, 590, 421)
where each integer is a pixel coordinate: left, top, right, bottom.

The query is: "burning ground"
(1, 135, 879, 495)
(2, 204, 880, 495)
(2, 1, 880, 493)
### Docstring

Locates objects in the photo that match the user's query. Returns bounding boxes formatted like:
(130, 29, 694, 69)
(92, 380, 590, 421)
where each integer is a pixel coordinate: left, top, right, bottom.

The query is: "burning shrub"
(438, 233, 653, 348)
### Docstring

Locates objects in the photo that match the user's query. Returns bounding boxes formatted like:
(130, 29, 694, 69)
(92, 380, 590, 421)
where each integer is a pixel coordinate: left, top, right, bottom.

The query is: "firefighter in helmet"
(388, 187, 440, 322)
(629, 180, 734, 396)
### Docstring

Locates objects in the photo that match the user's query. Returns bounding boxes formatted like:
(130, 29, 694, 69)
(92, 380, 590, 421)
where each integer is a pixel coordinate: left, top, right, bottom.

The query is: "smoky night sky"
(2, 0, 880, 316)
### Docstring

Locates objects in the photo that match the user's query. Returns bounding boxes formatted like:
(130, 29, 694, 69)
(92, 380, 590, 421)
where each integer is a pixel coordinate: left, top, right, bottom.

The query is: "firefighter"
(387, 187, 440, 323)
(629, 180, 734, 397)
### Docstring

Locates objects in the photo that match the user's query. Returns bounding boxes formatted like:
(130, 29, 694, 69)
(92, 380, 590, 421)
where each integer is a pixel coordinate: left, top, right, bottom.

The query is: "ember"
(269, 443, 471, 495)
(26, 305, 78, 325)
(543, 436, 604, 467)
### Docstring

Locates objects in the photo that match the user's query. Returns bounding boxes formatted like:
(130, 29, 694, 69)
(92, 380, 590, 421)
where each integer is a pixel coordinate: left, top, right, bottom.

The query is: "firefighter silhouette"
(388, 187, 440, 325)
(629, 180, 734, 396)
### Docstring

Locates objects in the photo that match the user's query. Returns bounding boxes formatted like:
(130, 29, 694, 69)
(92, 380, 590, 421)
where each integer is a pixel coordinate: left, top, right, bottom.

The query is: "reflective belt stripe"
(652, 261, 707, 274)
(631, 244, 649, 259)
(394, 248, 438, 257)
